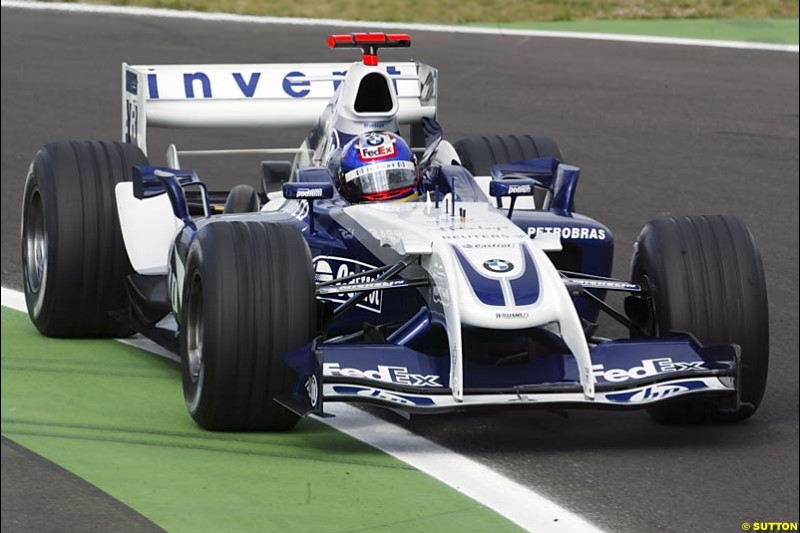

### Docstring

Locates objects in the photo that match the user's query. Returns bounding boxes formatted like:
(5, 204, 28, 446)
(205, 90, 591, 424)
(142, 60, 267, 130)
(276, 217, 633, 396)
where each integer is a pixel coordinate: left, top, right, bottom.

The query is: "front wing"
(283, 335, 740, 415)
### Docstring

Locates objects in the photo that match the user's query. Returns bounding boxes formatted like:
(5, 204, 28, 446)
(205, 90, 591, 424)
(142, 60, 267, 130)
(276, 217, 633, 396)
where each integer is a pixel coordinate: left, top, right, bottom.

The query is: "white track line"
(0, 287, 180, 361)
(1, 0, 797, 53)
(2, 287, 602, 532)
(1, 287, 26, 312)
(321, 404, 604, 532)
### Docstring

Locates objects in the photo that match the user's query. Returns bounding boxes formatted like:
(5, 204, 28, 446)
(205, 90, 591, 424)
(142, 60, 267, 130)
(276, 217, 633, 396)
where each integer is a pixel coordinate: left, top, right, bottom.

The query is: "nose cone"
(452, 244, 541, 314)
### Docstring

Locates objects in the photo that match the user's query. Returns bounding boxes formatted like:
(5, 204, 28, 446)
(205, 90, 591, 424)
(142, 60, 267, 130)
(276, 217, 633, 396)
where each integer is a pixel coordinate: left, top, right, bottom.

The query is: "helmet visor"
(342, 160, 417, 199)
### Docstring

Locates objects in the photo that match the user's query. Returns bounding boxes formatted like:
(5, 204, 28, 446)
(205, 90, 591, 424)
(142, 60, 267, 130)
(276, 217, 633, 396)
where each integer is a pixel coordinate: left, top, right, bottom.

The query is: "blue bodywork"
(133, 155, 737, 415)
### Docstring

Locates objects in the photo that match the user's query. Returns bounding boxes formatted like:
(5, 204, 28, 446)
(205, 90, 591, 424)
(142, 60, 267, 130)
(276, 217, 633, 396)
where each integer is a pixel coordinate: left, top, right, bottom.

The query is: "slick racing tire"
(453, 134, 565, 176)
(630, 215, 769, 424)
(180, 221, 316, 431)
(454, 134, 564, 207)
(223, 184, 260, 214)
(21, 141, 148, 337)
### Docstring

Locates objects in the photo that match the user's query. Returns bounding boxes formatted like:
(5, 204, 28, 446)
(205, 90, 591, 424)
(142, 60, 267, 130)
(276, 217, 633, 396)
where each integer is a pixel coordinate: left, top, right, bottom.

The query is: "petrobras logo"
(313, 256, 382, 313)
(324, 363, 443, 387)
(296, 187, 324, 198)
(592, 357, 707, 383)
(527, 226, 607, 240)
(507, 184, 532, 195)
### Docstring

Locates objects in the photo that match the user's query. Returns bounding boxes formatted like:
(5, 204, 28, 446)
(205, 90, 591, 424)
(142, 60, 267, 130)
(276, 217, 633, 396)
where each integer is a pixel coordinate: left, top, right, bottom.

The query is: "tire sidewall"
(22, 149, 60, 331)
(180, 235, 215, 424)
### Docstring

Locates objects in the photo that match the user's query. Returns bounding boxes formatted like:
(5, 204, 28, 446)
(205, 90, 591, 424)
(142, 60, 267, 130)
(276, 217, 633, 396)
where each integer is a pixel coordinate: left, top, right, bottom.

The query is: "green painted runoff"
(1, 308, 521, 532)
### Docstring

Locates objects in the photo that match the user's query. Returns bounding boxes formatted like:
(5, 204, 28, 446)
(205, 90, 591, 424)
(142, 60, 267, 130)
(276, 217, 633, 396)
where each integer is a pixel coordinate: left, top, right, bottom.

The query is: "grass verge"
(60, 0, 798, 23)
(50, 0, 800, 45)
(468, 18, 798, 44)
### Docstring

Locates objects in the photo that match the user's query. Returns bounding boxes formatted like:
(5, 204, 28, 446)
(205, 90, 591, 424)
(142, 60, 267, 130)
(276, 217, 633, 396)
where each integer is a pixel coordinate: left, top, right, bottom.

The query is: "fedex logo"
(324, 363, 443, 387)
(139, 65, 410, 100)
(359, 144, 395, 160)
(357, 133, 396, 161)
(592, 357, 707, 383)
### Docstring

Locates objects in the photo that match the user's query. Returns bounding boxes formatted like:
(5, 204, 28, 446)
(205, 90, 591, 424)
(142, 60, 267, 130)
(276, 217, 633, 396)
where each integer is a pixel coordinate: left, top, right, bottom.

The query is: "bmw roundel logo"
(483, 259, 514, 273)
(365, 133, 384, 146)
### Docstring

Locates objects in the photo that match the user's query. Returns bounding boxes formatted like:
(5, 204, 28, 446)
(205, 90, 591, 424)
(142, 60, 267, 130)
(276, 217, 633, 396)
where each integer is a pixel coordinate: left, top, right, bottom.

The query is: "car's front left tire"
(180, 221, 317, 431)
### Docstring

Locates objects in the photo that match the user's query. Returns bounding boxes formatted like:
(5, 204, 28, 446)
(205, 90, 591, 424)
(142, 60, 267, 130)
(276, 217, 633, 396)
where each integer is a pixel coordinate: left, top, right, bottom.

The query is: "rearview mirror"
(489, 177, 536, 219)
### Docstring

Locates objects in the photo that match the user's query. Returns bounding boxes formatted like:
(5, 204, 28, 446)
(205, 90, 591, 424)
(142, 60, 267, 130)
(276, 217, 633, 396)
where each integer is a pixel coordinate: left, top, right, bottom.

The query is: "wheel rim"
(186, 272, 204, 387)
(24, 187, 48, 295)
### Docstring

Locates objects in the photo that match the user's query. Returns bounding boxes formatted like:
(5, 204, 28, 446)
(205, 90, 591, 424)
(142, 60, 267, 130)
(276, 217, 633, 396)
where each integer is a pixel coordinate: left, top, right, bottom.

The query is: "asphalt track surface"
(1, 436, 164, 532)
(1, 6, 798, 533)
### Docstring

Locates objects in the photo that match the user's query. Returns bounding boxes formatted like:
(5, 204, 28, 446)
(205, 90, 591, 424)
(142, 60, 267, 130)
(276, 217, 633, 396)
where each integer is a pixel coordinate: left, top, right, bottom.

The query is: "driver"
(328, 132, 420, 203)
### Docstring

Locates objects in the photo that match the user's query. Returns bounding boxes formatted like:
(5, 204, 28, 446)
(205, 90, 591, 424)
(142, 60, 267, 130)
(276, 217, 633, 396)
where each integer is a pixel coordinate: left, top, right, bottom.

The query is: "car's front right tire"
(630, 215, 769, 423)
(21, 141, 147, 337)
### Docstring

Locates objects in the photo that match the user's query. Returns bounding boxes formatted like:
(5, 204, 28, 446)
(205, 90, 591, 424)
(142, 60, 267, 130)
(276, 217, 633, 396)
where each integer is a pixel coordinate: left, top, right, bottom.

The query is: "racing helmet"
(330, 132, 419, 203)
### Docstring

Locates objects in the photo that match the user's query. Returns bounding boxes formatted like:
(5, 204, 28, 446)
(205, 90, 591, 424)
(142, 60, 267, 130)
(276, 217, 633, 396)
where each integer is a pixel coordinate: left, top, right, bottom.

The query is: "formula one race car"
(21, 33, 769, 430)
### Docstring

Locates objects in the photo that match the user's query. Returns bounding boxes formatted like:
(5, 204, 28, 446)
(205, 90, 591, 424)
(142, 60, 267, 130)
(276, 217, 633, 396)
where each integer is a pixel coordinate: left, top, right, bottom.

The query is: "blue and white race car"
(21, 33, 768, 430)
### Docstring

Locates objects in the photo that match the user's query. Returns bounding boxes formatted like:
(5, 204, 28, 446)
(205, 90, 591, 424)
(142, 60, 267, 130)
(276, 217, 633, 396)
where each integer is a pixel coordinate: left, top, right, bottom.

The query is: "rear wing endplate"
(122, 62, 437, 155)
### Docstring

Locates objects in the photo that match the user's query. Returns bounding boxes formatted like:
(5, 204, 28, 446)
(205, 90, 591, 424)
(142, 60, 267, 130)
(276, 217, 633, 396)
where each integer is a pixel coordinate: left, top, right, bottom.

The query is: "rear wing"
(122, 62, 437, 155)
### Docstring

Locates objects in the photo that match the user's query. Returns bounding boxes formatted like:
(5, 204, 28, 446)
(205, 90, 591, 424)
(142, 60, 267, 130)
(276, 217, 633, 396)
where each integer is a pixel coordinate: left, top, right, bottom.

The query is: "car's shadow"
(336, 403, 778, 456)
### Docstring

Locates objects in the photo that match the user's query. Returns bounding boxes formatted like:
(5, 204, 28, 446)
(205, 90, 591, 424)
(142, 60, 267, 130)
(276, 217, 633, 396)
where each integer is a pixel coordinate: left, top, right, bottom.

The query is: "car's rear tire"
(180, 221, 316, 431)
(453, 134, 565, 176)
(21, 141, 148, 337)
(630, 215, 769, 424)
(223, 184, 260, 213)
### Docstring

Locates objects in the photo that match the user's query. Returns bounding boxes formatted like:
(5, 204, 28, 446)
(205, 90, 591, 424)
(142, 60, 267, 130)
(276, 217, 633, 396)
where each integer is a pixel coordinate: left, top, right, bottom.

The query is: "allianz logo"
(314, 257, 382, 313)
